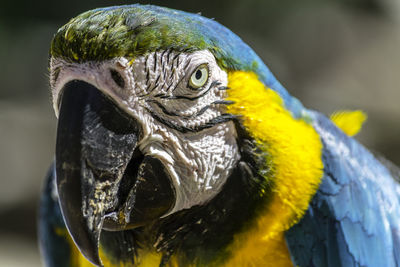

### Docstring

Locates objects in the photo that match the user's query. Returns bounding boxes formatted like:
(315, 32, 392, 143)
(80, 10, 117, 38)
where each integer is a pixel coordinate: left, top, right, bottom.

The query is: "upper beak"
(55, 80, 175, 266)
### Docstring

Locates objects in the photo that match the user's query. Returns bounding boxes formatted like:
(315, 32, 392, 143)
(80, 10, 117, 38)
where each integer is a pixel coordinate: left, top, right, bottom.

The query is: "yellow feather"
(55, 227, 162, 267)
(55, 227, 95, 266)
(223, 71, 324, 266)
(330, 110, 367, 136)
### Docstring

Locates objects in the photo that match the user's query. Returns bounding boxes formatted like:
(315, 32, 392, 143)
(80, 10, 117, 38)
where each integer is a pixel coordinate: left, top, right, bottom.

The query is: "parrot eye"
(188, 64, 209, 89)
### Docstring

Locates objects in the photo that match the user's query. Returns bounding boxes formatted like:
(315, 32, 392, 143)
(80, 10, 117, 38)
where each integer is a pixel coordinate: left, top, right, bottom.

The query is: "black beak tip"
(74, 232, 102, 266)
(57, 183, 104, 266)
(76, 242, 103, 267)
(85, 251, 103, 267)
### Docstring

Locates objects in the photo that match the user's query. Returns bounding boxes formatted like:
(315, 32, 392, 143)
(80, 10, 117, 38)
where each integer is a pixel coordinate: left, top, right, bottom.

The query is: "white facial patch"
(50, 50, 240, 214)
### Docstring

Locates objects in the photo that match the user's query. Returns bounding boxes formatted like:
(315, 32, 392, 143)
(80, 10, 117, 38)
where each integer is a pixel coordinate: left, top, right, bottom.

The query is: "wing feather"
(286, 112, 400, 267)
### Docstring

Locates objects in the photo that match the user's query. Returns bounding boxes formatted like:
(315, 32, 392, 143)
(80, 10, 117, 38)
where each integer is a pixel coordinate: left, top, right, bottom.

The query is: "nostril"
(110, 69, 125, 89)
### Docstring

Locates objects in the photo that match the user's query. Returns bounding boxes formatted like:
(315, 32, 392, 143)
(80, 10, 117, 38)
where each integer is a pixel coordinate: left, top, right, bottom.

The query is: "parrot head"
(50, 4, 309, 266)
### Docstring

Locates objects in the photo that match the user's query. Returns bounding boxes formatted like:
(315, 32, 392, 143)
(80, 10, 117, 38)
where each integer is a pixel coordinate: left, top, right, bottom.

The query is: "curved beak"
(55, 81, 175, 266)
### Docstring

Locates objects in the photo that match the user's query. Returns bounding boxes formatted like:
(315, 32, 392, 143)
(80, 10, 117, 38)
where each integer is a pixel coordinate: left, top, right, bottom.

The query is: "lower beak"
(55, 80, 175, 266)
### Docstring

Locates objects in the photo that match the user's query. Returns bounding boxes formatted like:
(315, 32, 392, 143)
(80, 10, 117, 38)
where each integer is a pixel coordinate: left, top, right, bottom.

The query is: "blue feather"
(287, 111, 400, 267)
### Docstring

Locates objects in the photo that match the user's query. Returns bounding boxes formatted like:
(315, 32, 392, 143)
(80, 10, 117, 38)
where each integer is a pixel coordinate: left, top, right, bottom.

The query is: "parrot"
(38, 4, 400, 267)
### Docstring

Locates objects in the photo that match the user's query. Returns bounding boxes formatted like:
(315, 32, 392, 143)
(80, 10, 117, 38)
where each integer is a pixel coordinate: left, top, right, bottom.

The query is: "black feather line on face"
(212, 100, 235, 105)
(146, 108, 236, 133)
(153, 52, 157, 72)
(171, 75, 186, 93)
(166, 49, 173, 65)
(168, 68, 176, 82)
(183, 57, 192, 71)
(165, 82, 174, 93)
(146, 100, 180, 117)
(160, 49, 168, 66)
(174, 55, 180, 68)
(147, 96, 233, 120)
(144, 55, 150, 86)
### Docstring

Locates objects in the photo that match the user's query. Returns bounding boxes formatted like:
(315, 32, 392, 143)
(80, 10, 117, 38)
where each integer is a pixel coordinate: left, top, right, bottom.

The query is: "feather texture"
(286, 111, 400, 267)
(330, 110, 367, 136)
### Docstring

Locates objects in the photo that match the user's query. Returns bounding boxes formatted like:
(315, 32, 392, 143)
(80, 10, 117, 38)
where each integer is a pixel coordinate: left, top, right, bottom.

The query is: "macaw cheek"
(103, 156, 176, 230)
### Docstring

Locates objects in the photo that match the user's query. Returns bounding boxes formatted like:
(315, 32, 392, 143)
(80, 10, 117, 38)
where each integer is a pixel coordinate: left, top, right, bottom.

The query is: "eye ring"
(188, 64, 209, 90)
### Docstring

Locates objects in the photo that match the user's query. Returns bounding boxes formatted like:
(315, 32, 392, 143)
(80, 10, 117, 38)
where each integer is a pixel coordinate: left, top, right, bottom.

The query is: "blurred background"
(0, 0, 399, 266)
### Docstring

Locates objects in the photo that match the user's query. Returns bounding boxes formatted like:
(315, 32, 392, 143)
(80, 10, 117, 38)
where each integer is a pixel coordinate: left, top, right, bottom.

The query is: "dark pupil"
(195, 69, 202, 80)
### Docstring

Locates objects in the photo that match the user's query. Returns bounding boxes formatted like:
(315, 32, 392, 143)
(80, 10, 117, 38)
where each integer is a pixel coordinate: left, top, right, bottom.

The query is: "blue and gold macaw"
(38, 4, 400, 267)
